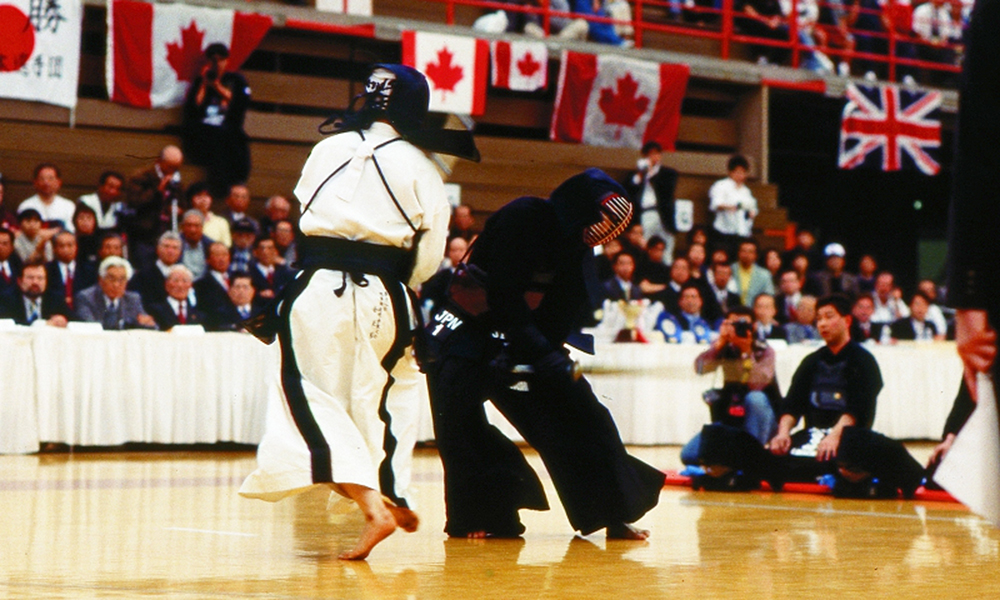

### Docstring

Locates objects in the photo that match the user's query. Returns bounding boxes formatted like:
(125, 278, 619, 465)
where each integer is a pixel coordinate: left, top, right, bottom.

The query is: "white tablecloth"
(0, 327, 963, 453)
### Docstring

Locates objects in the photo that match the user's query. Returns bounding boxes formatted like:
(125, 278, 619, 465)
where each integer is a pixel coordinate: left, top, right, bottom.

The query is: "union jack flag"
(838, 83, 942, 175)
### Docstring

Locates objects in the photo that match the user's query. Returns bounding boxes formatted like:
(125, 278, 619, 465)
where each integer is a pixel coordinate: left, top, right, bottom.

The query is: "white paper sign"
(0, 0, 82, 108)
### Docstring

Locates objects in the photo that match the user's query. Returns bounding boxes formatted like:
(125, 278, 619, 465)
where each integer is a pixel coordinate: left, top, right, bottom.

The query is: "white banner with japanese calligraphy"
(0, 0, 81, 109)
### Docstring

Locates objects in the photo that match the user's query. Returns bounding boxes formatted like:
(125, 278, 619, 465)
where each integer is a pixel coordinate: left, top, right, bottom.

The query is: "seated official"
(128, 231, 183, 308)
(204, 272, 262, 332)
(703, 260, 742, 325)
(681, 306, 778, 467)
(602, 251, 643, 302)
(0, 227, 23, 296)
(248, 236, 295, 300)
(767, 294, 924, 497)
(146, 265, 207, 330)
(0, 260, 70, 327)
(193, 242, 235, 319)
(656, 282, 715, 344)
(752, 293, 787, 342)
(74, 256, 157, 330)
(849, 293, 886, 343)
(649, 256, 693, 314)
(784, 295, 820, 344)
(889, 291, 944, 342)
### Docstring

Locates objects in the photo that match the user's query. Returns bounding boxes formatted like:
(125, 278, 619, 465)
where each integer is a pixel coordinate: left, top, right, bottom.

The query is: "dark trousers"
(426, 314, 664, 536)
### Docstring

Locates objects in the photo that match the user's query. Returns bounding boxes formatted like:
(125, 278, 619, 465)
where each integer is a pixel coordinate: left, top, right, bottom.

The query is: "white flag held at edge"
(0, 0, 82, 109)
(936, 374, 1000, 527)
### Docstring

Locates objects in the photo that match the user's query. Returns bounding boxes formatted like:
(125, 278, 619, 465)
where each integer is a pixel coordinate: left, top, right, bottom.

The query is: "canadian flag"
(550, 51, 690, 151)
(491, 40, 547, 92)
(107, 0, 272, 109)
(402, 30, 489, 116)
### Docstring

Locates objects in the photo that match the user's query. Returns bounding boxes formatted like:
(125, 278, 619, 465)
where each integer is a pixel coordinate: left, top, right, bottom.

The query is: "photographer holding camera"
(181, 43, 251, 199)
(679, 305, 779, 466)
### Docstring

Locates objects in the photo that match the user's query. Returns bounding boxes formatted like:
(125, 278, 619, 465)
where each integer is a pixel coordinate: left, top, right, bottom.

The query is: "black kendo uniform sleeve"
(478, 200, 557, 362)
(946, 0, 1000, 314)
(778, 351, 819, 422)
(842, 344, 882, 429)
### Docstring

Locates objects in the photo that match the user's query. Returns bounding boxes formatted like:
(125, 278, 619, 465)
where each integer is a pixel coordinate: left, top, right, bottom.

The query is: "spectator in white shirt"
(871, 271, 910, 324)
(709, 155, 758, 255)
(17, 163, 76, 233)
(77, 171, 126, 231)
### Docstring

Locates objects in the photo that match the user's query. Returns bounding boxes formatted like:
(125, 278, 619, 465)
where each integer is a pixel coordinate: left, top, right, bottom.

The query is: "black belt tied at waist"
(297, 237, 414, 283)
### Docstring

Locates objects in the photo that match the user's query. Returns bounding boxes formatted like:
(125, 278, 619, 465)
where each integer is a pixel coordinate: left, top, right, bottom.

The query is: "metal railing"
(422, 0, 963, 84)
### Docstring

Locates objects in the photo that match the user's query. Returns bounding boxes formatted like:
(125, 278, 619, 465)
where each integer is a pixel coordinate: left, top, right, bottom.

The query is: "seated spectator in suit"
(917, 278, 950, 337)
(188, 182, 231, 248)
(0, 261, 70, 327)
(681, 305, 778, 465)
(889, 291, 944, 341)
(178, 209, 215, 279)
(72, 203, 101, 265)
(671, 283, 715, 343)
(249, 236, 294, 300)
(651, 255, 693, 314)
(595, 238, 622, 282)
(856, 254, 878, 294)
(813, 243, 860, 299)
(448, 204, 478, 241)
(785, 295, 821, 344)
(229, 219, 256, 274)
(871, 271, 909, 325)
(703, 260, 742, 326)
(128, 231, 182, 307)
(18, 163, 76, 232)
(259, 195, 291, 237)
(849, 293, 886, 343)
(205, 272, 262, 332)
(272, 220, 297, 267)
(421, 235, 469, 320)
(45, 230, 97, 313)
(753, 292, 787, 342)
(77, 170, 125, 232)
(13, 208, 54, 264)
(193, 241, 234, 320)
(732, 239, 775, 306)
(602, 251, 642, 302)
(74, 256, 156, 330)
(97, 232, 125, 262)
(774, 269, 803, 324)
(221, 183, 259, 236)
(146, 265, 206, 330)
(768, 294, 924, 497)
(636, 236, 671, 294)
(0, 228, 23, 296)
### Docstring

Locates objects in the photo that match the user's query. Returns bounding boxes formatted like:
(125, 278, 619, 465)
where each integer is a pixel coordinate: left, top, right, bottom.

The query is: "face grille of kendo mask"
(364, 69, 396, 112)
(583, 193, 633, 247)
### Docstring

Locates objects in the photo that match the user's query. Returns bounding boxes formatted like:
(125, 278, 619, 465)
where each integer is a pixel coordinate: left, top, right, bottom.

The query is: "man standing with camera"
(182, 43, 251, 198)
(622, 142, 679, 264)
(680, 305, 777, 466)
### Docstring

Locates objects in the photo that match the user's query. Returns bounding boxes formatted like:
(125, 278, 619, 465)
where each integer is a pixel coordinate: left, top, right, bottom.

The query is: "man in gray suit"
(75, 256, 157, 330)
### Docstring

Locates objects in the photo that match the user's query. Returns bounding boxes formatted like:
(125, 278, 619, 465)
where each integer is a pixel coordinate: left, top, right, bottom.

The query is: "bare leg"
(339, 483, 397, 560)
(606, 523, 650, 540)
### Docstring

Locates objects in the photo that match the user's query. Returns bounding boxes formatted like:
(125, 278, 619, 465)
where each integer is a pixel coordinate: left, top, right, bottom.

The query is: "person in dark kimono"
(425, 169, 665, 540)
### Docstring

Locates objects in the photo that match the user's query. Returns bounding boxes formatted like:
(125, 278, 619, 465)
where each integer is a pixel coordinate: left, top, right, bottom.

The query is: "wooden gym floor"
(1, 444, 996, 599)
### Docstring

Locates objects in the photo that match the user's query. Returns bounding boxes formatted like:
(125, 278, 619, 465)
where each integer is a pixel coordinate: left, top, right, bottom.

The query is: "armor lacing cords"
(333, 271, 369, 297)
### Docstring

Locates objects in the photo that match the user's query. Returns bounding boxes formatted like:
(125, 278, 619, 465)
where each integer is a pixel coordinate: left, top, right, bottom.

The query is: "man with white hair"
(74, 256, 156, 329)
(260, 195, 291, 235)
(129, 231, 183, 307)
(146, 264, 205, 330)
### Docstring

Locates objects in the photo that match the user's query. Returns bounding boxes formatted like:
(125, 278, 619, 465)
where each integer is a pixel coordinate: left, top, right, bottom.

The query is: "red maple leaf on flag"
(166, 20, 206, 83)
(517, 51, 541, 79)
(425, 47, 463, 96)
(598, 72, 650, 128)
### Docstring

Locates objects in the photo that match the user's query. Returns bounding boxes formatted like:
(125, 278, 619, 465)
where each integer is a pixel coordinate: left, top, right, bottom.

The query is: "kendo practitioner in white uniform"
(241, 64, 474, 560)
(425, 169, 666, 539)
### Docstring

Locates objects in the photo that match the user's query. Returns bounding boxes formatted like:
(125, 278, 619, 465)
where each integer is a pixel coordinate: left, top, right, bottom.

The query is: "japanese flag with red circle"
(107, 0, 272, 108)
(550, 51, 690, 150)
(0, 0, 82, 109)
(491, 40, 547, 92)
(402, 30, 488, 116)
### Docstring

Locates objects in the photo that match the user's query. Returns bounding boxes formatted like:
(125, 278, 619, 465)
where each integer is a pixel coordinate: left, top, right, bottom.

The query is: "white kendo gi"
(239, 118, 450, 509)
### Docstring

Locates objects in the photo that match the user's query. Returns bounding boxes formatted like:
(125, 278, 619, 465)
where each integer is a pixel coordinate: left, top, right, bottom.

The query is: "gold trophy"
(614, 299, 647, 343)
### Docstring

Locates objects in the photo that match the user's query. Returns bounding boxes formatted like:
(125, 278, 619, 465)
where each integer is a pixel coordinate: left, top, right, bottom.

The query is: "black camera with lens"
(732, 321, 752, 338)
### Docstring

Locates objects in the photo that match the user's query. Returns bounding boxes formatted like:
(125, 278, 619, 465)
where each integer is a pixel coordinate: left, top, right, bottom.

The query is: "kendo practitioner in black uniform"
(424, 169, 666, 540)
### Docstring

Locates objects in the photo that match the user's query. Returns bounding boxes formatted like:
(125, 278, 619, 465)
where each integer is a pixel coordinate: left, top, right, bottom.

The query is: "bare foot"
(606, 523, 650, 540)
(386, 504, 420, 533)
(339, 510, 397, 560)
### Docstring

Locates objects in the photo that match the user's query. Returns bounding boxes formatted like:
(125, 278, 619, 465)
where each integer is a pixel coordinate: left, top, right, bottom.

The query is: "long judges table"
(0, 328, 962, 454)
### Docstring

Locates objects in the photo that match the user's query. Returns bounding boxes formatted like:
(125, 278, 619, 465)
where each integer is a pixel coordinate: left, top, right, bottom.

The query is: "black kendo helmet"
(549, 169, 633, 247)
(335, 63, 430, 136)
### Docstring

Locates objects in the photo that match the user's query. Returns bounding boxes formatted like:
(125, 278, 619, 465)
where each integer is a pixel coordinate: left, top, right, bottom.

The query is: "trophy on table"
(614, 299, 648, 343)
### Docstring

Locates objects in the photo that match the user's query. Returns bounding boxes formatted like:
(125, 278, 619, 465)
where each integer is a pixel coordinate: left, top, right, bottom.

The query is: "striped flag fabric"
(107, 0, 272, 108)
(550, 51, 690, 150)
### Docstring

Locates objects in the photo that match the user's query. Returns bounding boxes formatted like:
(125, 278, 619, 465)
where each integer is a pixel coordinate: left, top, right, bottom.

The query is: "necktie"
(222, 273, 229, 291)
(65, 267, 74, 308)
(28, 301, 40, 324)
(103, 300, 120, 330)
(239, 305, 249, 320)
(178, 301, 187, 324)
(1, 264, 9, 283)
(266, 269, 274, 286)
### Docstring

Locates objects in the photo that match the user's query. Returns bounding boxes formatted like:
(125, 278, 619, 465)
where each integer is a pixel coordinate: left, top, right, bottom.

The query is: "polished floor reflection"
(1, 445, 995, 599)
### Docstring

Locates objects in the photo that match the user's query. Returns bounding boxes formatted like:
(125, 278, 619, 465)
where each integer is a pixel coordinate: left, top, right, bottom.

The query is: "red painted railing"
(419, 0, 963, 83)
